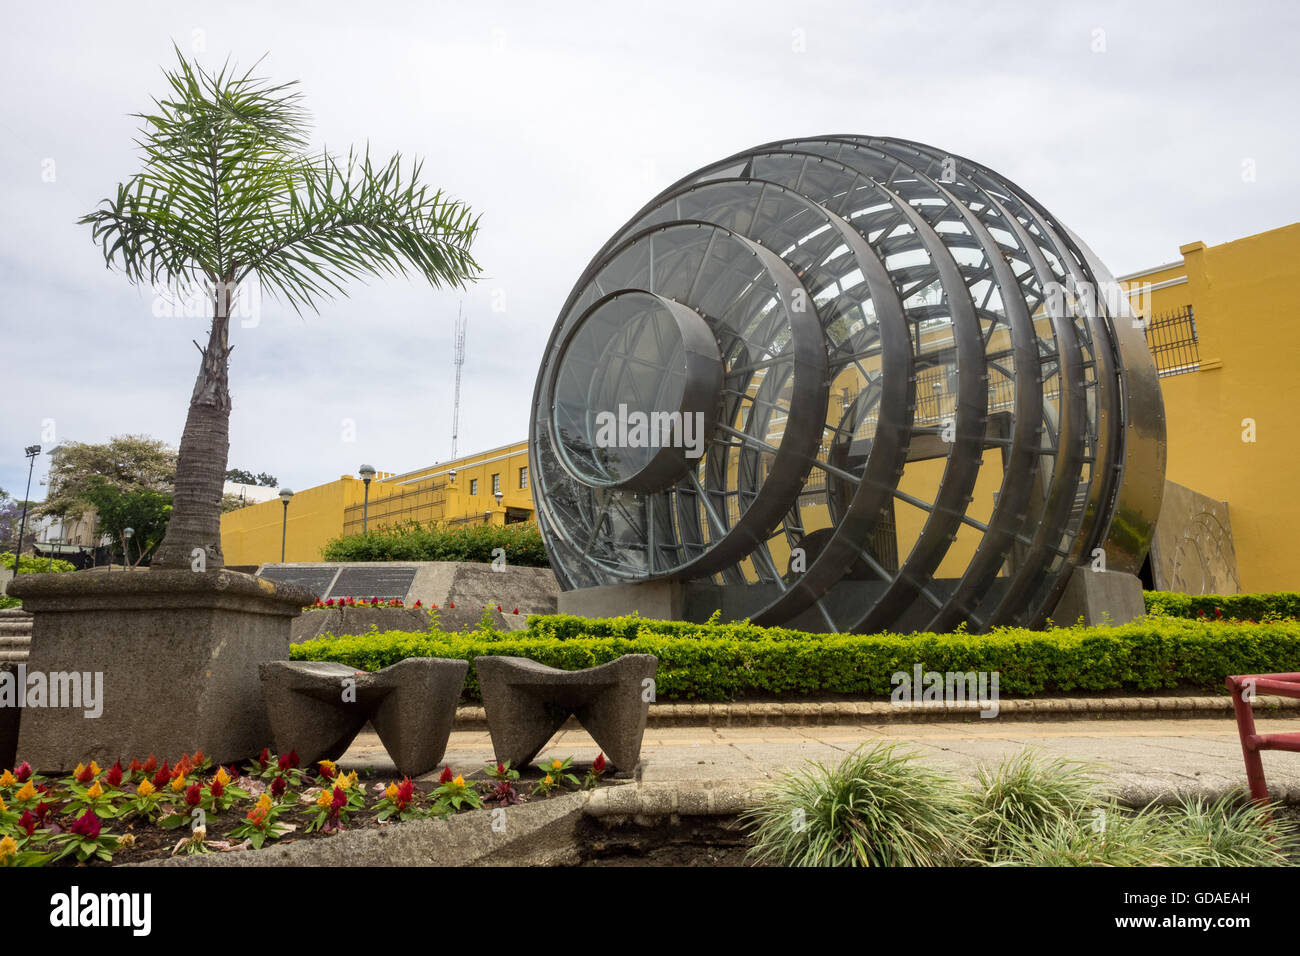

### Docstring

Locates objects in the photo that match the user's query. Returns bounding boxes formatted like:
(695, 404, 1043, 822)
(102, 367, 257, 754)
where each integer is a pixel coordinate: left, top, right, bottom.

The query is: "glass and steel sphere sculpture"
(530, 137, 1165, 633)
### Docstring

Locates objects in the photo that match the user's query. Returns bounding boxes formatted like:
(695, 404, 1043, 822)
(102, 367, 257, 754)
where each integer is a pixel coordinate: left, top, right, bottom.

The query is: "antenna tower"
(451, 302, 467, 460)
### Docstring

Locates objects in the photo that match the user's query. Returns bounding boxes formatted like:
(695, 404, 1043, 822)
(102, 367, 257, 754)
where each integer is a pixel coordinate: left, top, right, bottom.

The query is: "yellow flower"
(543, 774, 553, 786)
(384, 782, 399, 801)
(137, 779, 156, 797)
(318, 759, 336, 775)
(89, 760, 102, 777)
(87, 781, 104, 800)
(0, 796, 6, 813)
(15, 781, 37, 802)
(255, 792, 272, 814)
(551, 760, 562, 770)
(170, 773, 187, 792)
(316, 788, 333, 808)
(0, 835, 16, 861)
(0, 770, 15, 787)
(214, 766, 231, 787)
(336, 770, 358, 791)
(73, 762, 86, 778)
(452, 774, 465, 787)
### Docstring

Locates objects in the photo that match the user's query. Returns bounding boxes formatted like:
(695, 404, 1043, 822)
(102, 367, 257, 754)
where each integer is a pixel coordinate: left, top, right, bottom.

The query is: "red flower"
(192, 749, 205, 767)
(17, 810, 37, 837)
(70, 810, 102, 839)
(330, 786, 346, 811)
(496, 762, 506, 776)
(175, 754, 193, 777)
(184, 782, 202, 807)
(14, 761, 31, 783)
(448, 601, 455, 609)
(397, 777, 414, 806)
(277, 753, 292, 772)
(319, 761, 337, 780)
(496, 605, 502, 612)
(592, 753, 607, 775)
(75, 763, 95, 784)
(141, 754, 157, 774)
(106, 761, 123, 788)
(128, 757, 143, 776)
(439, 765, 453, 784)
(271, 776, 287, 797)
(210, 777, 225, 799)
(152, 760, 171, 791)
(34, 801, 55, 822)
(513, 608, 519, 614)
(1215, 607, 1223, 619)
(287, 749, 300, 769)
(413, 600, 422, 608)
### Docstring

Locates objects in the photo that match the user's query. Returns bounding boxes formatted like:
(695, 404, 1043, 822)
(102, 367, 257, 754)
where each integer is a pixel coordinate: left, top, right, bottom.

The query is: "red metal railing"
(1226, 672, 1300, 803)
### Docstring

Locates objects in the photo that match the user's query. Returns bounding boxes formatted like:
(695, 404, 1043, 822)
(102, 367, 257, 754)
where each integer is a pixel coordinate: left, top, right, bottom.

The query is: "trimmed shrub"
(320, 520, 549, 567)
(2, 552, 77, 574)
(1145, 590, 1300, 622)
(290, 616, 1300, 702)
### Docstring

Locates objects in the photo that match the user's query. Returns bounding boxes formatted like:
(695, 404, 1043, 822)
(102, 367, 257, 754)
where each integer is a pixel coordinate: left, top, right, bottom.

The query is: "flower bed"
(0, 749, 610, 867)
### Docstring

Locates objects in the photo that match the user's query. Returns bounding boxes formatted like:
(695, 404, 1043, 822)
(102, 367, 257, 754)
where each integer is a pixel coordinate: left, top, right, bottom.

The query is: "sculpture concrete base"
(259, 658, 467, 776)
(475, 654, 657, 772)
(6, 569, 316, 773)
(1048, 567, 1146, 627)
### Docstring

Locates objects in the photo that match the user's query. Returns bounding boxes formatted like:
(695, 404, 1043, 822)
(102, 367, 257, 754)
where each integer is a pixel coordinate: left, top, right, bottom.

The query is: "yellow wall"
(220, 441, 535, 566)
(1120, 222, 1300, 591)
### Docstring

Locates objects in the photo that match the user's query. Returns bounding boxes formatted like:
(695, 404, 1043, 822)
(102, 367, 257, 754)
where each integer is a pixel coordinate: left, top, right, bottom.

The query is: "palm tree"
(81, 48, 480, 570)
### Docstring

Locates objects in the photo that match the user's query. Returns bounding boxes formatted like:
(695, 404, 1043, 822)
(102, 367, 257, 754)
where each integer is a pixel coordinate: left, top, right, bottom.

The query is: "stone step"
(0, 621, 33, 634)
(0, 608, 32, 617)
(0, 635, 31, 648)
(0, 650, 28, 662)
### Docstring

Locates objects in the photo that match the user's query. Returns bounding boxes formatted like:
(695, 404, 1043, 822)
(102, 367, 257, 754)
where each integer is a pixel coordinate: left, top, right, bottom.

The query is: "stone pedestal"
(1048, 567, 1146, 627)
(557, 580, 685, 621)
(259, 658, 467, 776)
(476, 654, 657, 772)
(6, 569, 316, 773)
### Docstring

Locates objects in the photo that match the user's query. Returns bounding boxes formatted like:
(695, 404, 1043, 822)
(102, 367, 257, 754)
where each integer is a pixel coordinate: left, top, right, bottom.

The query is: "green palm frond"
(80, 44, 480, 307)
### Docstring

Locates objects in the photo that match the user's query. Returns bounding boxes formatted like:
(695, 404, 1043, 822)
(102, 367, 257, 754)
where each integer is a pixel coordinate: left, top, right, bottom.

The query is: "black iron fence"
(1143, 305, 1200, 377)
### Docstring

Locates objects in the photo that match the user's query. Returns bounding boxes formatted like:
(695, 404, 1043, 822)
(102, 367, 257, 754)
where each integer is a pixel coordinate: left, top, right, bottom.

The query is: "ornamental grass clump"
(964, 750, 1101, 863)
(1155, 793, 1298, 866)
(990, 801, 1173, 867)
(742, 743, 969, 867)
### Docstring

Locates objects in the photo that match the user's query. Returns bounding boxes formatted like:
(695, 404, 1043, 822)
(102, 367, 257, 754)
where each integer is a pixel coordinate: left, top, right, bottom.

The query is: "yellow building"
(1119, 221, 1300, 592)
(220, 441, 534, 566)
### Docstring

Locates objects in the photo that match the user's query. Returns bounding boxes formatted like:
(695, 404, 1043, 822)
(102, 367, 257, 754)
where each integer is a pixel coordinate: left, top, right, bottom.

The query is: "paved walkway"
(339, 713, 1300, 805)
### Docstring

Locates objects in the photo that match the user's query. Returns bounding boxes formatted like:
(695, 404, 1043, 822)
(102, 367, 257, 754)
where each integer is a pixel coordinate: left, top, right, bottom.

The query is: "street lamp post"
(123, 526, 135, 570)
(12, 444, 41, 578)
(278, 488, 294, 562)
(359, 464, 375, 534)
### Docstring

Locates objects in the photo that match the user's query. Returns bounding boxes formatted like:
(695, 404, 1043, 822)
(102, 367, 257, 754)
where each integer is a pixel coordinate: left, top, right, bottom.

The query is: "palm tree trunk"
(152, 282, 233, 569)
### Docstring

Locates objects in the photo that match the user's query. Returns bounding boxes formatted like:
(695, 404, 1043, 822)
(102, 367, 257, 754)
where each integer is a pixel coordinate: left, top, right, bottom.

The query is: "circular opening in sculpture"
(551, 291, 721, 493)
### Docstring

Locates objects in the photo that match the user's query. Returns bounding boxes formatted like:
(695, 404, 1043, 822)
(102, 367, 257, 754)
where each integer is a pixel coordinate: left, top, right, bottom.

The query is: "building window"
(1143, 305, 1200, 377)
(469, 478, 478, 496)
(519, 466, 528, 490)
(492, 473, 501, 495)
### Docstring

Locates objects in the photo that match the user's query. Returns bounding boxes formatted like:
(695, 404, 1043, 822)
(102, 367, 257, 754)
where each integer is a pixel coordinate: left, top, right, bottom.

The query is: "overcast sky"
(2, 0, 1296, 502)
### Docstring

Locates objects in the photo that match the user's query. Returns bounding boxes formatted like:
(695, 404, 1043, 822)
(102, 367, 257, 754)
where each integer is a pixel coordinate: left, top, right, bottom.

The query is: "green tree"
(81, 478, 173, 567)
(224, 468, 278, 487)
(81, 48, 480, 569)
(40, 436, 176, 520)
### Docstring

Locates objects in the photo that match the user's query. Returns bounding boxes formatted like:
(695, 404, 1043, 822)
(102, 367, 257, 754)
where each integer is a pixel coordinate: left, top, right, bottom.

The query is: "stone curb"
(449, 694, 1300, 729)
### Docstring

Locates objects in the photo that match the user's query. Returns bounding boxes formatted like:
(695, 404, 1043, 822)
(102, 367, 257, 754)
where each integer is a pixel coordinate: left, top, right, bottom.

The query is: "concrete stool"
(475, 654, 658, 772)
(259, 658, 467, 776)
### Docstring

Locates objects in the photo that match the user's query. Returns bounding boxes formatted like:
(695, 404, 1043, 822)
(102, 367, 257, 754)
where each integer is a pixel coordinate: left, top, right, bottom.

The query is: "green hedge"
(290, 617, 1300, 702)
(320, 520, 549, 567)
(2, 552, 77, 574)
(1144, 591, 1300, 622)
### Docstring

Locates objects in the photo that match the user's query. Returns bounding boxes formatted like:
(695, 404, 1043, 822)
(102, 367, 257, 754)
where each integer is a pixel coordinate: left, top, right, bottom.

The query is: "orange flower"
(136, 779, 156, 797)
(0, 769, 16, 787)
